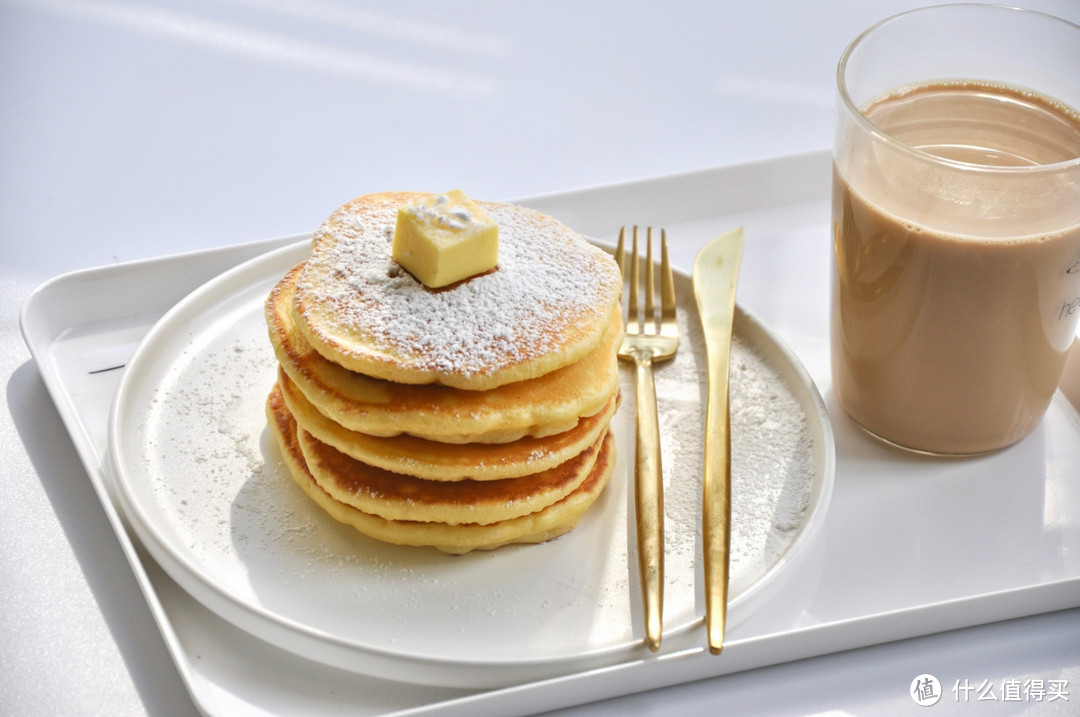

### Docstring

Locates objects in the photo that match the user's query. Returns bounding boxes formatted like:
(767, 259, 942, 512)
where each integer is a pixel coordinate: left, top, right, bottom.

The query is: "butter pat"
(392, 190, 499, 288)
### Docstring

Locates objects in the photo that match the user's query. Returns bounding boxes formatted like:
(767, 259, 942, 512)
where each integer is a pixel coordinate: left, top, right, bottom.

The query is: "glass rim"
(837, 3, 1080, 175)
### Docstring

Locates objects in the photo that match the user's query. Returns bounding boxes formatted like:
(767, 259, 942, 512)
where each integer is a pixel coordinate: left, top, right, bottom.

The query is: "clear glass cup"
(830, 4, 1080, 455)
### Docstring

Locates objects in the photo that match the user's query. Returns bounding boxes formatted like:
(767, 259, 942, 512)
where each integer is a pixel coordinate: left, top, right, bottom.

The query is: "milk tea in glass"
(831, 5, 1080, 455)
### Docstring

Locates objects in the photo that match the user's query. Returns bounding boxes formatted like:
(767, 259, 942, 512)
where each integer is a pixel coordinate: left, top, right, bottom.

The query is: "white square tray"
(20, 151, 1080, 716)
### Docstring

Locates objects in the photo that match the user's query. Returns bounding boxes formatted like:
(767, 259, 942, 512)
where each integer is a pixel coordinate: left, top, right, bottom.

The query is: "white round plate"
(108, 238, 834, 689)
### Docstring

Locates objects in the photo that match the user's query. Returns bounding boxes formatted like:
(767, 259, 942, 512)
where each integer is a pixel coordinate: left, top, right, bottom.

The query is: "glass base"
(847, 418, 1025, 458)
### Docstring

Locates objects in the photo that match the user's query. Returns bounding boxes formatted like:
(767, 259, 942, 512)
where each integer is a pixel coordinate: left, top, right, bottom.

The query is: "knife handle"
(702, 395, 731, 655)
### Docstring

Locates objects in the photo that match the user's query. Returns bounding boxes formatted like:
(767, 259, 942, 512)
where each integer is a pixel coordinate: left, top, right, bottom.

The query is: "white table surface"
(3, 1, 1079, 715)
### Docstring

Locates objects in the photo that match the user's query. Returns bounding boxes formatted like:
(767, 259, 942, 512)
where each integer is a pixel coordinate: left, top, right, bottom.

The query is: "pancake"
(294, 405, 604, 525)
(291, 191, 623, 390)
(278, 367, 619, 481)
(267, 263, 622, 443)
(266, 384, 615, 554)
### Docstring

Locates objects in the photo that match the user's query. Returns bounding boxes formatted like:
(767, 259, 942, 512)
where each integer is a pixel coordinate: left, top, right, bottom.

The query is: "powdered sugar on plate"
(639, 297, 816, 599)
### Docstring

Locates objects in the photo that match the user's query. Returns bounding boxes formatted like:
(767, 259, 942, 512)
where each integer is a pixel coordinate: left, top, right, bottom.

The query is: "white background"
(3, 1, 1079, 715)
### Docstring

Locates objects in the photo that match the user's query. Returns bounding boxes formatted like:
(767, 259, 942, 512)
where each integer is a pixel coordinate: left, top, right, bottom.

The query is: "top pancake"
(268, 263, 621, 443)
(292, 191, 622, 390)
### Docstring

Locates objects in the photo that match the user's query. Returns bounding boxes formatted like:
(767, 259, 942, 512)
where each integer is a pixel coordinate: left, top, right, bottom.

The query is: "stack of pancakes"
(264, 191, 624, 554)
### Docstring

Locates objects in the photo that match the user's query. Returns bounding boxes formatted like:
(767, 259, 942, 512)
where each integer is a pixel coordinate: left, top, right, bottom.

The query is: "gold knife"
(692, 227, 744, 655)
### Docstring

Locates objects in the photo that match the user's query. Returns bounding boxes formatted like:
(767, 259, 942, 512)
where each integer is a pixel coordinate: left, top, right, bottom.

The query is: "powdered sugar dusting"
(644, 299, 816, 597)
(296, 195, 621, 377)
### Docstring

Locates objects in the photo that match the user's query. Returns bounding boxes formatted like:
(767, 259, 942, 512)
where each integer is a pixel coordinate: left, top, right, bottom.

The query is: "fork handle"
(632, 350, 664, 652)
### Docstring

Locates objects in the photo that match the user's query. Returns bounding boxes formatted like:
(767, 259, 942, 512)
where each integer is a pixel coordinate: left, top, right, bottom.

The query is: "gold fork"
(614, 225, 679, 653)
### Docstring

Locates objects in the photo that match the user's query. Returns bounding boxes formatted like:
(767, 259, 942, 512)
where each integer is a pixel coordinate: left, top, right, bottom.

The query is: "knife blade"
(692, 227, 744, 655)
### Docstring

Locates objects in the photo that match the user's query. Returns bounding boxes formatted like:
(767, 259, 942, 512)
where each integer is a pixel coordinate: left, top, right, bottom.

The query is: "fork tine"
(645, 227, 656, 330)
(615, 226, 626, 275)
(629, 226, 641, 332)
(660, 229, 678, 337)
